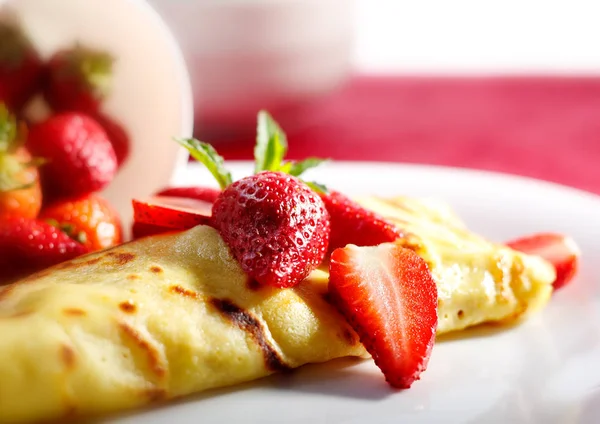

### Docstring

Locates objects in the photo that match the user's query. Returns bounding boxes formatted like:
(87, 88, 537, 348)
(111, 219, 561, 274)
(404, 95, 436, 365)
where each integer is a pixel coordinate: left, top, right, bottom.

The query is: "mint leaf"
(304, 181, 329, 194)
(288, 157, 328, 177)
(254, 110, 288, 173)
(175, 138, 232, 189)
(278, 161, 293, 174)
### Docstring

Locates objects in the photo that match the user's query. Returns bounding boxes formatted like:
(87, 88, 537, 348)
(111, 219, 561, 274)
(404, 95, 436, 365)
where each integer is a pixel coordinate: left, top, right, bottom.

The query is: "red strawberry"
(156, 186, 221, 203)
(93, 113, 130, 167)
(321, 191, 404, 252)
(0, 23, 44, 113)
(506, 233, 580, 290)
(40, 194, 122, 252)
(27, 112, 117, 198)
(131, 221, 175, 239)
(212, 171, 330, 288)
(328, 243, 438, 389)
(0, 217, 88, 281)
(44, 45, 113, 114)
(132, 196, 213, 230)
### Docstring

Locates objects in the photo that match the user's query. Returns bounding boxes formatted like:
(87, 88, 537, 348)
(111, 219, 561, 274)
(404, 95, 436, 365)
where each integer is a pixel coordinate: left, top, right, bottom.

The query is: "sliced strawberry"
(156, 186, 221, 203)
(505, 233, 580, 290)
(321, 191, 404, 252)
(328, 243, 438, 389)
(132, 196, 212, 230)
(131, 221, 176, 239)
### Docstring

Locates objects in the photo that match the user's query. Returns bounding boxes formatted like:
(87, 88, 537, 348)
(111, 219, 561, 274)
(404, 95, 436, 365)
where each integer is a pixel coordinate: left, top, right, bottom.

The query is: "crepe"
(355, 196, 555, 333)
(0, 196, 556, 423)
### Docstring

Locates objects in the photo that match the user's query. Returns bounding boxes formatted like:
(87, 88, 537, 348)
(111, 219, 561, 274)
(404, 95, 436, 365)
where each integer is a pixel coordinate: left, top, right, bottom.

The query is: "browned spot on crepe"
(54, 256, 102, 271)
(107, 252, 136, 265)
(210, 297, 291, 373)
(119, 322, 166, 379)
(63, 308, 86, 317)
(150, 265, 163, 274)
(83, 257, 103, 266)
(119, 300, 137, 314)
(169, 285, 201, 300)
(61, 345, 76, 369)
(246, 278, 261, 291)
(340, 328, 359, 346)
(144, 388, 168, 403)
(127, 274, 141, 281)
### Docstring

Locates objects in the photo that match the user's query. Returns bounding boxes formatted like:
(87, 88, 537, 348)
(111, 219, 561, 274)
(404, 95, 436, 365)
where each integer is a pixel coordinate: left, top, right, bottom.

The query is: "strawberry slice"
(156, 186, 221, 203)
(131, 221, 176, 239)
(321, 191, 404, 252)
(132, 196, 212, 230)
(505, 233, 580, 290)
(328, 243, 438, 389)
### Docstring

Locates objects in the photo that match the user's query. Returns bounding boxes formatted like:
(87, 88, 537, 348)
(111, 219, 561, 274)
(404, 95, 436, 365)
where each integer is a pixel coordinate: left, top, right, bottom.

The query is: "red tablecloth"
(205, 76, 600, 195)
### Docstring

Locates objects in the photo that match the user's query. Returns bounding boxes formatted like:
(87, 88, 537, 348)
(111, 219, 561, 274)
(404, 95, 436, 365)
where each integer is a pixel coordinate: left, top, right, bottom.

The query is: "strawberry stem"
(60, 44, 114, 98)
(0, 104, 18, 153)
(0, 22, 33, 69)
(46, 219, 88, 244)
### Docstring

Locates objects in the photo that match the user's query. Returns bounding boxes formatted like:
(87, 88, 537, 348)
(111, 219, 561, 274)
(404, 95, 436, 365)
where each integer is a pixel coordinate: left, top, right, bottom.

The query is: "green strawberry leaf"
(254, 110, 288, 173)
(278, 161, 293, 174)
(175, 138, 233, 189)
(305, 181, 329, 195)
(288, 157, 329, 177)
(0, 104, 17, 153)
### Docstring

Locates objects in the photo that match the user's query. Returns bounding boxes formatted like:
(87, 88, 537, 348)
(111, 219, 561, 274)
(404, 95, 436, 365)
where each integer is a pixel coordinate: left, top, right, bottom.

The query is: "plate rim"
(195, 159, 600, 203)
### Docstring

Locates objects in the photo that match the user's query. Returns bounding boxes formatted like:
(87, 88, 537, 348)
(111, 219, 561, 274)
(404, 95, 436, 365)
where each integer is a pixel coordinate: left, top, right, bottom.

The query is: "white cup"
(149, 0, 355, 135)
(1, 0, 194, 233)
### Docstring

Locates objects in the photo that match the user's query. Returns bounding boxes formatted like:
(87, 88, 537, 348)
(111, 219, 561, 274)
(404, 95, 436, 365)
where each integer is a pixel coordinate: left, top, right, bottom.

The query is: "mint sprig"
(254, 110, 328, 179)
(175, 138, 232, 189)
(304, 181, 329, 194)
(286, 157, 329, 177)
(254, 110, 288, 173)
(178, 110, 329, 191)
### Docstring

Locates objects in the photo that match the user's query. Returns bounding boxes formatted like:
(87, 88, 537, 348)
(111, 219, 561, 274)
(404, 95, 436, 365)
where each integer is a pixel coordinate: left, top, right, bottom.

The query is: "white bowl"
(149, 0, 355, 135)
(1, 0, 194, 231)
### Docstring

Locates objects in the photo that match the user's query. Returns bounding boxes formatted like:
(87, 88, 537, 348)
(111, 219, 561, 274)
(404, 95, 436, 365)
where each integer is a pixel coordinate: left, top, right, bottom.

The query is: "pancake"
(0, 196, 555, 423)
(355, 196, 555, 334)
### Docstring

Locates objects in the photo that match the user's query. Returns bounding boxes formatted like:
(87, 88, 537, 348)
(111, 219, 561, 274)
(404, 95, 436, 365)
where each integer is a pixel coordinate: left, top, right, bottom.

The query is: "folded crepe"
(0, 196, 555, 423)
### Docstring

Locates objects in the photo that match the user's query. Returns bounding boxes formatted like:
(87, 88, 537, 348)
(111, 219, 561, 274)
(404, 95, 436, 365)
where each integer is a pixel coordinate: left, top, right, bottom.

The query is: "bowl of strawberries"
(0, 0, 193, 282)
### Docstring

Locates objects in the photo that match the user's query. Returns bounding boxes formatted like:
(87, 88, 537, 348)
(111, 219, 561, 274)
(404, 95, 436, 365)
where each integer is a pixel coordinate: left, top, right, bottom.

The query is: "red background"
(208, 76, 600, 195)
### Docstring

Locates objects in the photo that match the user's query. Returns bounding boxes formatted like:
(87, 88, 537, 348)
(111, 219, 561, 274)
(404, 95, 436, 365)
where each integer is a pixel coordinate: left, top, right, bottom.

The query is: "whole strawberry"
(0, 105, 42, 220)
(0, 22, 44, 113)
(44, 45, 113, 114)
(0, 217, 88, 282)
(93, 113, 130, 167)
(40, 194, 122, 252)
(27, 112, 117, 198)
(212, 171, 330, 288)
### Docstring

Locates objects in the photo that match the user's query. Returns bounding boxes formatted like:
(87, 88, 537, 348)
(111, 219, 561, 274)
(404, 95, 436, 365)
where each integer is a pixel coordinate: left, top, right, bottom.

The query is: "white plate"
(118, 161, 600, 424)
